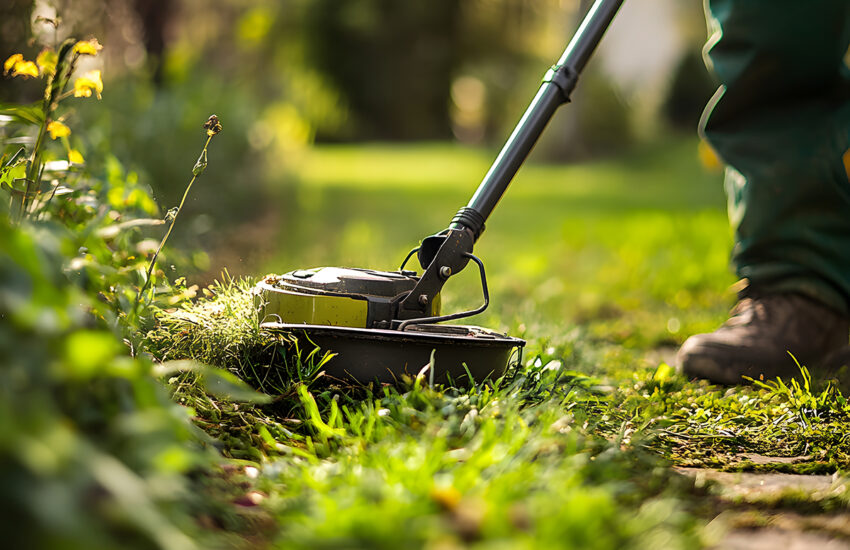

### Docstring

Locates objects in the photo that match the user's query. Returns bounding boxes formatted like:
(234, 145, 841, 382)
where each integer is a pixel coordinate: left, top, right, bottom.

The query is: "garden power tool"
(256, 0, 624, 383)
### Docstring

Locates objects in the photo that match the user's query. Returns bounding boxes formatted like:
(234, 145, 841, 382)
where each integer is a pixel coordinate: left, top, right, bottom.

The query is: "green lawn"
(149, 139, 850, 548)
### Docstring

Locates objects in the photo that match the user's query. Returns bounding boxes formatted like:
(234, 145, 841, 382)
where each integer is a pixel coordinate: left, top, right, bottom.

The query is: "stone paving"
(678, 463, 850, 549)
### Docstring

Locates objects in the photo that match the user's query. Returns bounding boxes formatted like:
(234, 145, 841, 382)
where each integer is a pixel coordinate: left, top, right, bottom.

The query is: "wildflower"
(73, 39, 102, 56)
(73, 70, 103, 99)
(4, 54, 22, 73)
(3, 54, 39, 78)
(47, 120, 71, 139)
(68, 149, 84, 164)
(203, 114, 222, 136)
(14, 61, 39, 78)
(36, 49, 58, 76)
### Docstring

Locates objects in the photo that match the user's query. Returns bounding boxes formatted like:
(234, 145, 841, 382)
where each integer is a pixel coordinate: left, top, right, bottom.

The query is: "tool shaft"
(456, 0, 624, 232)
(400, 0, 624, 323)
(558, 0, 624, 73)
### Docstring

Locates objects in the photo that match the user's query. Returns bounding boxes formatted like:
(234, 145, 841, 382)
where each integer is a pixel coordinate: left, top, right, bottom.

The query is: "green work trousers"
(701, 0, 850, 314)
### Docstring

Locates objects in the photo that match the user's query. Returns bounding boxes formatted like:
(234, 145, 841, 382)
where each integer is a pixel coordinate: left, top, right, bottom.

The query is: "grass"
(147, 137, 850, 548)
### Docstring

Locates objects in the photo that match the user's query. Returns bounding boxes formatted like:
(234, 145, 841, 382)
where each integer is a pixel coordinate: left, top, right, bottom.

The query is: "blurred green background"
(1, 0, 731, 342)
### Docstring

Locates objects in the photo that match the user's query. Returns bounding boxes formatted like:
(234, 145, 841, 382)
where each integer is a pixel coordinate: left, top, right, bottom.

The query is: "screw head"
(439, 266, 452, 278)
(418, 294, 429, 306)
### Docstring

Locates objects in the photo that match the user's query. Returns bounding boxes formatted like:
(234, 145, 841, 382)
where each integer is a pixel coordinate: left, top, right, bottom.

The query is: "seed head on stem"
(134, 115, 222, 315)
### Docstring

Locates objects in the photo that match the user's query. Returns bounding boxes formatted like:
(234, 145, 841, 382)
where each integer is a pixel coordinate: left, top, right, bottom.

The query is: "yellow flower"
(73, 38, 103, 56)
(4, 53, 22, 74)
(36, 49, 58, 76)
(3, 54, 39, 78)
(13, 61, 39, 78)
(73, 70, 103, 99)
(47, 120, 71, 139)
(68, 149, 85, 164)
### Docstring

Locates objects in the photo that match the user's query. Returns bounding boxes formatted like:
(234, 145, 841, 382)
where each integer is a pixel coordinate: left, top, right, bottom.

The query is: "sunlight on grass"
(262, 137, 734, 344)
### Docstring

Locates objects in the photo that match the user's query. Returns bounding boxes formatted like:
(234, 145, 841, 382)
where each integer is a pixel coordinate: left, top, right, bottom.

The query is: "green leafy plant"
(2, 34, 103, 221)
(0, 21, 265, 549)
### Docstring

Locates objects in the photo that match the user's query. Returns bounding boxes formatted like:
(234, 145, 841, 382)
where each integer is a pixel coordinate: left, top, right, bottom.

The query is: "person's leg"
(678, 0, 850, 384)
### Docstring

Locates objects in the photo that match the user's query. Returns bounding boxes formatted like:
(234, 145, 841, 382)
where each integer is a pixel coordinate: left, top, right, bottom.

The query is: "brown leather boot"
(677, 292, 849, 385)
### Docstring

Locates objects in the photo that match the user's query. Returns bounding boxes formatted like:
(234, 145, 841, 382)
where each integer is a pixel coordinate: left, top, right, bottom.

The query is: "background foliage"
(1, 0, 713, 268)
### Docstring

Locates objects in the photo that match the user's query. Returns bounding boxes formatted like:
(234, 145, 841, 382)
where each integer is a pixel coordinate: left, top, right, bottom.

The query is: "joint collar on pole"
(542, 64, 579, 104)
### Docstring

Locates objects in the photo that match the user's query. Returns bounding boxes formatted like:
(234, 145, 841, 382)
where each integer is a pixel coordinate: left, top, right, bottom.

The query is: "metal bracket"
(396, 227, 474, 319)
(397, 252, 490, 331)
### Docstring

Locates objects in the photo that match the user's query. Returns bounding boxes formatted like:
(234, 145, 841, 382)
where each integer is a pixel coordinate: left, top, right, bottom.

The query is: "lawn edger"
(255, 0, 624, 384)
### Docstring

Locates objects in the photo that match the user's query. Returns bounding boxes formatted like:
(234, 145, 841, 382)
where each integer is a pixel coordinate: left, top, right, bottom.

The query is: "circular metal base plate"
(262, 322, 525, 385)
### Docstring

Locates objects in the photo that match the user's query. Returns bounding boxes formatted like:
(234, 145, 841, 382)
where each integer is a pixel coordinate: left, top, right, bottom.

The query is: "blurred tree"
(301, 0, 566, 142)
(452, 0, 545, 143)
(0, 0, 32, 48)
(534, 0, 632, 161)
(131, 0, 175, 85)
(304, 0, 462, 140)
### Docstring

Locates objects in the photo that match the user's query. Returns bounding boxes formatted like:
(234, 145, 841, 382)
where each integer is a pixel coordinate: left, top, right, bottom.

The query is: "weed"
(610, 365, 850, 471)
(135, 115, 222, 312)
(146, 275, 330, 392)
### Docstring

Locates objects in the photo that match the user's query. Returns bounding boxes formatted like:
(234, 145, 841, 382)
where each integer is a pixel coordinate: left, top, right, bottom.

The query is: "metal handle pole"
(452, 0, 624, 234)
(398, 0, 624, 321)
